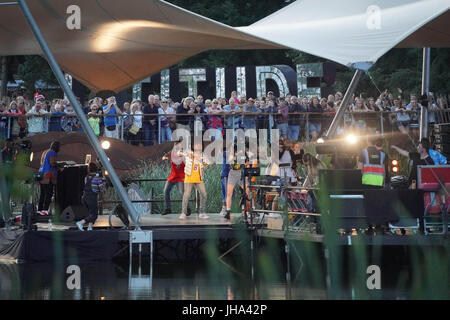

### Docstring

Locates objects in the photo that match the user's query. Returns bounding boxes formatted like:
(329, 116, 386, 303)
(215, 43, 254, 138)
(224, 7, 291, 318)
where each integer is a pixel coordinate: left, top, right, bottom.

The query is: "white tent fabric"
(0, 0, 448, 92)
(0, 0, 283, 92)
(238, 0, 450, 69)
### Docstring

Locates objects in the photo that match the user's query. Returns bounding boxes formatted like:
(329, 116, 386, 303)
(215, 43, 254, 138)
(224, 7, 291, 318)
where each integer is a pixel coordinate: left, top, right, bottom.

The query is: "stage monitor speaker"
(61, 205, 89, 222)
(319, 169, 363, 192)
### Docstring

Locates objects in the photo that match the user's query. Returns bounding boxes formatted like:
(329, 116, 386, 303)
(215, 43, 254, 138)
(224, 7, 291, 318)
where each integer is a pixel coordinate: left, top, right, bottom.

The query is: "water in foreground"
(0, 257, 444, 300)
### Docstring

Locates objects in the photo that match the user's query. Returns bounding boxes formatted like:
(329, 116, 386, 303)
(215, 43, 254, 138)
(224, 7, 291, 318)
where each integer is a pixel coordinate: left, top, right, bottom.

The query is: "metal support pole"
(6, 117, 11, 139)
(158, 115, 161, 144)
(306, 114, 309, 142)
(17, 0, 141, 229)
(420, 47, 430, 139)
(325, 69, 365, 139)
(120, 116, 124, 141)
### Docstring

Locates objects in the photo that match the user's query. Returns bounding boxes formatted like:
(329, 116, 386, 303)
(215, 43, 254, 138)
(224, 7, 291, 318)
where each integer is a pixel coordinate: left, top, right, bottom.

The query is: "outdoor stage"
(0, 213, 448, 264)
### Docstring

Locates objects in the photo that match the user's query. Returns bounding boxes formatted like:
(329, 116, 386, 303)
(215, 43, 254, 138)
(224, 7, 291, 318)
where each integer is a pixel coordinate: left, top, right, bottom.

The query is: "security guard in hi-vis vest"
(358, 136, 388, 189)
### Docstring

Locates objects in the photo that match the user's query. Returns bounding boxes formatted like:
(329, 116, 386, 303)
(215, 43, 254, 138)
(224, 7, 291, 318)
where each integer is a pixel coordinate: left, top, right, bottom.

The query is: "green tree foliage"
(17, 55, 60, 99)
(169, 0, 294, 68)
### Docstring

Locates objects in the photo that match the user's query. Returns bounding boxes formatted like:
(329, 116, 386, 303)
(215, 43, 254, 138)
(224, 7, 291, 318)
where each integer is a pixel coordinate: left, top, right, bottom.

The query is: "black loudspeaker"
(329, 194, 368, 229)
(61, 205, 89, 222)
(319, 169, 363, 192)
(56, 165, 88, 213)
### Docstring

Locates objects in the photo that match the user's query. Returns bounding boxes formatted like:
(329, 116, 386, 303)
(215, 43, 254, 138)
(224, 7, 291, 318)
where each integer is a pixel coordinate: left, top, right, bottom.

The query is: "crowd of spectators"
(0, 89, 449, 145)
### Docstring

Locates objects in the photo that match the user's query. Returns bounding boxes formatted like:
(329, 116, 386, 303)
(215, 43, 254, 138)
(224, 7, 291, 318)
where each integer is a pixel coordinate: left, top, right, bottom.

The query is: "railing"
(2, 108, 450, 143)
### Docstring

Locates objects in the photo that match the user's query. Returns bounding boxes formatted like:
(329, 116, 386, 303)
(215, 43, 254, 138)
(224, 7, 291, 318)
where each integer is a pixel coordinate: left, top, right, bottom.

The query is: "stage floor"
(36, 213, 237, 231)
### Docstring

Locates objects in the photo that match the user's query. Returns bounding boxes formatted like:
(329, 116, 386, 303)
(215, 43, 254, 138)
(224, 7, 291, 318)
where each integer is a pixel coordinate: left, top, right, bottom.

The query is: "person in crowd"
(351, 97, 368, 133)
(322, 100, 336, 131)
(6, 100, 21, 139)
(277, 100, 289, 140)
(327, 94, 335, 105)
(406, 95, 421, 139)
(242, 98, 261, 131)
(38, 141, 60, 214)
(223, 98, 241, 131)
(179, 139, 209, 220)
(161, 139, 188, 215)
(129, 101, 143, 146)
(48, 102, 66, 132)
(158, 97, 175, 143)
(142, 94, 159, 145)
(76, 162, 106, 231)
(0, 101, 7, 138)
(16, 97, 28, 138)
(27, 98, 48, 136)
(103, 96, 122, 139)
(207, 98, 224, 140)
(61, 102, 79, 132)
(395, 100, 411, 134)
(264, 99, 278, 141)
(193, 99, 207, 136)
(176, 96, 194, 132)
(256, 99, 267, 130)
(307, 96, 324, 140)
(121, 102, 133, 143)
(287, 96, 304, 142)
(87, 103, 101, 136)
(230, 91, 240, 104)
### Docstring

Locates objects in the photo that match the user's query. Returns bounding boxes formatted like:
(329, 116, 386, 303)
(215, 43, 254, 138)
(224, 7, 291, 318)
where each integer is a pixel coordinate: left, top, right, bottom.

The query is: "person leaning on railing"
(6, 100, 21, 139)
(307, 96, 324, 140)
(26, 99, 48, 136)
(175, 96, 193, 132)
(48, 102, 66, 132)
(158, 97, 175, 143)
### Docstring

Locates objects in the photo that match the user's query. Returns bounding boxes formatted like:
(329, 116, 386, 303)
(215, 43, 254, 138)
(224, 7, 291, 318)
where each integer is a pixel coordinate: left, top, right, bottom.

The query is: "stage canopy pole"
(17, 0, 141, 230)
(325, 69, 365, 139)
(420, 47, 431, 139)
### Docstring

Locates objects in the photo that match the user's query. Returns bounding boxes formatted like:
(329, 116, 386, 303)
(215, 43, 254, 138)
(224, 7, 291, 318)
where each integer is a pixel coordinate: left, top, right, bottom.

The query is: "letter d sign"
(366, 265, 381, 290)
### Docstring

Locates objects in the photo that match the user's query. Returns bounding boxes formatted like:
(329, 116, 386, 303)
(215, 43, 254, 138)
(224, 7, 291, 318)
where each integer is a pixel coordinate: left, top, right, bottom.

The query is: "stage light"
(345, 134, 357, 144)
(392, 159, 398, 166)
(317, 138, 325, 144)
(101, 140, 111, 150)
(29, 152, 34, 162)
(392, 166, 399, 173)
(104, 170, 109, 176)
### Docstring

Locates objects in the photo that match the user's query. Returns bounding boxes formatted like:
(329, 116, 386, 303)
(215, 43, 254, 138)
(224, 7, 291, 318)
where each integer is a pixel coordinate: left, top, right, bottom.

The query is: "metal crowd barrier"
(2, 109, 450, 143)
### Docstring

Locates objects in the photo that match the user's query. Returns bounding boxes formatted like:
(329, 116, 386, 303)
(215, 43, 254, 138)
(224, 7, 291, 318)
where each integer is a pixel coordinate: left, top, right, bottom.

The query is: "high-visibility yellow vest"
(361, 148, 385, 186)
